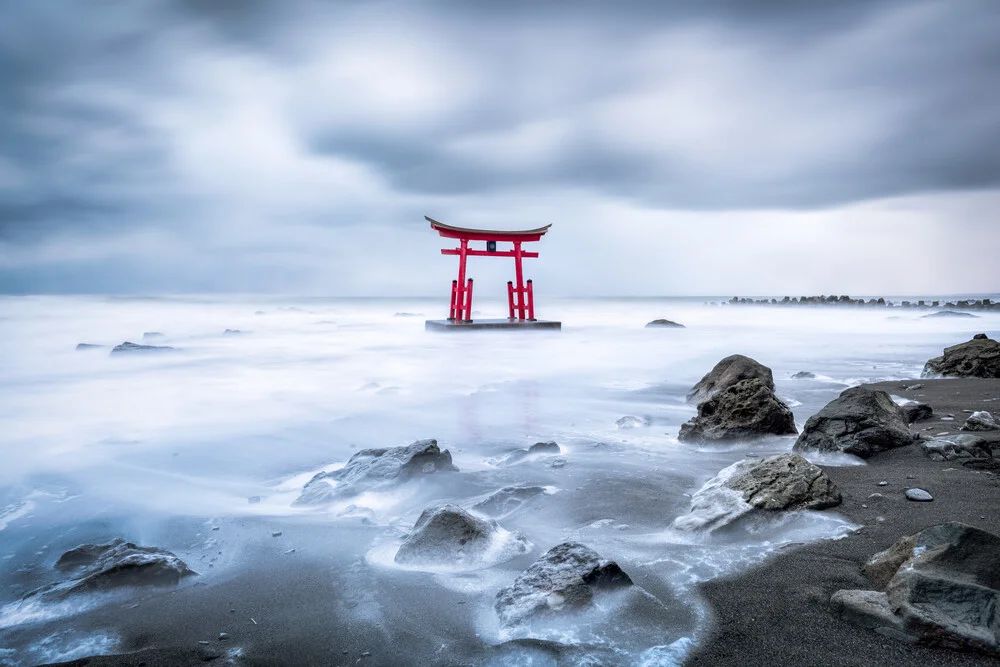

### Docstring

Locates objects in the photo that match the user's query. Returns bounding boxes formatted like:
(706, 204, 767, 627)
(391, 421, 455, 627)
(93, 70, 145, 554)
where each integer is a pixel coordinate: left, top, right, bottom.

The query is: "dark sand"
(35, 379, 1000, 667)
(688, 378, 1000, 667)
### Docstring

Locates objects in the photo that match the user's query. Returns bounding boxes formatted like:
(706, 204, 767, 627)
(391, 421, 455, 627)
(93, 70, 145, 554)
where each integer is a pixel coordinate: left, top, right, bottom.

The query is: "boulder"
(394, 504, 528, 567)
(472, 485, 549, 517)
(918, 434, 991, 461)
(645, 319, 685, 328)
(791, 371, 816, 379)
(500, 441, 562, 465)
(294, 439, 457, 505)
(793, 386, 912, 458)
(901, 403, 933, 423)
(27, 539, 195, 600)
(494, 542, 632, 626)
(962, 411, 999, 432)
(110, 341, 176, 355)
(922, 334, 1000, 378)
(616, 415, 650, 429)
(687, 354, 775, 403)
(921, 310, 978, 318)
(672, 453, 841, 532)
(836, 523, 1000, 655)
(678, 378, 797, 442)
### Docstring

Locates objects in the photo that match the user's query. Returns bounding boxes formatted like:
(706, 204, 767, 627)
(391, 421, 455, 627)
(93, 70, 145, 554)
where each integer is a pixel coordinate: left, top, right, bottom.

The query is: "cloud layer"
(1, 0, 998, 294)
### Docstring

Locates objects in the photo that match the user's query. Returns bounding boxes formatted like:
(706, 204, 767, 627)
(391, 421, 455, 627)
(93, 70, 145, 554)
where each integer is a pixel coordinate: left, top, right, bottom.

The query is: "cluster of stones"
(720, 295, 999, 310)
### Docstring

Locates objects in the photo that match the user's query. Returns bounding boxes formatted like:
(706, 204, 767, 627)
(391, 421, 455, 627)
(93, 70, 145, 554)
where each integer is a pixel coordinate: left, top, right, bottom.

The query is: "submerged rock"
(27, 539, 195, 600)
(961, 411, 999, 432)
(645, 319, 685, 328)
(791, 371, 816, 379)
(678, 378, 797, 442)
(294, 439, 457, 505)
(918, 434, 991, 461)
(222, 329, 245, 335)
(687, 354, 775, 403)
(472, 485, 549, 517)
(110, 341, 176, 355)
(394, 504, 528, 567)
(922, 334, 1000, 378)
(901, 403, 933, 423)
(75, 343, 103, 351)
(834, 522, 1000, 656)
(793, 386, 912, 458)
(495, 542, 632, 626)
(672, 453, 841, 532)
(921, 310, 978, 318)
(500, 441, 562, 465)
(616, 415, 650, 429)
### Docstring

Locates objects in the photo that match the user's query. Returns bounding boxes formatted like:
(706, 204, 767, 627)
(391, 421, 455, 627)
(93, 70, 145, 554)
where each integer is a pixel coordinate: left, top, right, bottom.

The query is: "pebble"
(905, 488, 933, 502)
(936, 432, 949, 436)
(212, 526, 220, 531)
(940, 417, 955, 422)
(198, 641, 210, 646)
(284, 548, 296, 554)
(218, 632, 229, 641)
(272, 531, 282, 537)
(877, 481, 888, 486)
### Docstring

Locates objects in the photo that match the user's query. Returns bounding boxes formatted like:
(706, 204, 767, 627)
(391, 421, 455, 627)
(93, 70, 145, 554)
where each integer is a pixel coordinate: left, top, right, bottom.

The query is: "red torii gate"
(426, 216, 551, 324)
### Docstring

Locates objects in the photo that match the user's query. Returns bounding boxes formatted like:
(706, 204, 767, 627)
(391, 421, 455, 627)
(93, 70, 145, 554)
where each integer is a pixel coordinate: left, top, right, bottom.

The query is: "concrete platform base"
(425, 318, 562, 331)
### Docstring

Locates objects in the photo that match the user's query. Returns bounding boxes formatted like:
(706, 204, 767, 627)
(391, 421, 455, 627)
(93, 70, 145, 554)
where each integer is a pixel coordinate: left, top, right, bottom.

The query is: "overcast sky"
(1, 0, 998, 296)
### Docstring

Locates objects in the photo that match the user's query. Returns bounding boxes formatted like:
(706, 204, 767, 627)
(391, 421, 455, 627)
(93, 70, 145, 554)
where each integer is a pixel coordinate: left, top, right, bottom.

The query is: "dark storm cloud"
(1, 0, 999, 293)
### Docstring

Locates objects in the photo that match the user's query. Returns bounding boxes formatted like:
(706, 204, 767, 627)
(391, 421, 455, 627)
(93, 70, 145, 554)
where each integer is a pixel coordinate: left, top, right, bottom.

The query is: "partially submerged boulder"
(687, 354, 775, 403)
(294, 439, 457, 505)
(672, 454, 841, 532)
(27, 539, 195, 600)
(791, 371, 816, 379)
(918, 434, 991, 462)
(922, 334, 1000, 378)
(472, 485, 549, 517)
(494, 542, 632, 626)
(793, 386, 912, 458)
(616, 415, 650, 429)
(110, 341, 176, 355)
(678, 378, 797, 442)
(645, 319, 685, 328)
(961, 411, 999, 432)
(833, 523, 1000, 656)
(394, 504, 528, 567)
(499, 441, 562, 466)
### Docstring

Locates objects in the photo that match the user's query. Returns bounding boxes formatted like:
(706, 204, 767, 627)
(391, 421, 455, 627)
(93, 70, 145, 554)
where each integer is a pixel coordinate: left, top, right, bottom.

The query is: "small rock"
(905, 488, 933, 502)
(940, 417, 954, 421)
(271, 531, 282, 537)
(903, 384, 923, 391)
(960, 411, 999, 432)
(877, 481, 888, 486)
(218, 632, 229, 641)
(198, 640, 210, 645)
(645, 319, 685, 328)
(248, 496, 262, 504)
(616, 415, 650, 429)
(211, 526, 220, 531)
(110, 341, 176, 355)
(791, 371, 816, 379)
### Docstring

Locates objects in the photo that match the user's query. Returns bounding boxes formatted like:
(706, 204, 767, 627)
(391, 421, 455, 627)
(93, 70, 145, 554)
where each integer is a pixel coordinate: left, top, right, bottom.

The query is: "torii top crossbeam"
(426, 216, 551, 322)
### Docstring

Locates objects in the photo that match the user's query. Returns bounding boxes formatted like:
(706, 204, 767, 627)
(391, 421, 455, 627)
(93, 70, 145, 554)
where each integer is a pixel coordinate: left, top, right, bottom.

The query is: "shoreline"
(688, 378, 1000, 667)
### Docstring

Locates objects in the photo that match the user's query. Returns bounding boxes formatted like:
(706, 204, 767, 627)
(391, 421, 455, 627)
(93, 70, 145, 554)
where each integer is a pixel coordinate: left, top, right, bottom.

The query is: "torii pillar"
(424, 216, 561, 331)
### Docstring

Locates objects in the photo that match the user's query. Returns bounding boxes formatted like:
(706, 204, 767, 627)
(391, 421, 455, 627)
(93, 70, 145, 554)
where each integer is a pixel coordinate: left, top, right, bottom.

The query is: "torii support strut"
(426, 216, 551, 322)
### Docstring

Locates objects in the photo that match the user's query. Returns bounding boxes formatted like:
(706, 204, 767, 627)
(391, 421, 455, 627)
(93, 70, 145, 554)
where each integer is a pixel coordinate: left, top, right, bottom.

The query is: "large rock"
(672, 454, 841, 532)
(678, 378, 797, 442)
(394, 504, 528, 567)
(687, 354, 775, 403)
(26, 539, 195, 600)
(835, 523, 1000, 656)
(962, 411, 999, 432)
(494, 542, 632, 626)
(472, 485, 549, 517)
(793, 386, 912, 458)
(922, 334, 1000, 378)
(110, 341, 176, 355)
(918, 434, 992, 462)
(294, 439, 457, 505)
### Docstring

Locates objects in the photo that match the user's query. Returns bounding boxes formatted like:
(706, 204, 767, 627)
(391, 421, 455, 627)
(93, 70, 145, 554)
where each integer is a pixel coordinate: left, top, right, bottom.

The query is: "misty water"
(0, 295, 996, 665)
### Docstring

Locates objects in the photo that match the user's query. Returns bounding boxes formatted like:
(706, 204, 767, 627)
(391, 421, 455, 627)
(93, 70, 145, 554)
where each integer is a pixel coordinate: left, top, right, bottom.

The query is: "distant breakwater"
(709, 296, 1000, 310)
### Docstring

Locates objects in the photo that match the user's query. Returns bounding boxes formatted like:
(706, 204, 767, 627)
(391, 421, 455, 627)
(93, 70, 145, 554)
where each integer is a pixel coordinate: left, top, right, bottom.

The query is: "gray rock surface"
(75, 343, 103, 351)
(919, 434, 992, 461)
(961, 411, 999, 432)
(905, 488, 933, 502)
(687, 354, 775, 403)
(922, 334, 1000, 378)
(472, 485, 548, 517)
(901, 403, 933, 423)
(678, 378, 797, 442)
(645, 319, 685, 328)
(394, 504, 528, 567)
(838, 522, 1000, 655)
(494, 542, 632, 626)
(294, 439, 457, 505)
(27, 538, 195, 599)
(793, 386, 912, 458)
(672, 453, 841, 532)
(110, 341, 176, 355)
(791, 371, 816, 379)
(500, 441, 562, 465)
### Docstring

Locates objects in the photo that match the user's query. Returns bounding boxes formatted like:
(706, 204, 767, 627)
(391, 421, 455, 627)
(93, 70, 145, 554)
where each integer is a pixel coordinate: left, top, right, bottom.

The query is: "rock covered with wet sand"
(793, 386, 912, 458)
(673, 453, 841, 532)
(295, 439, 457, 505)
(495, 542, 633, 626)
(922, 334, 1000, 378)
(678, 377, 797, 442)
(833, 522, 1000, 656)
